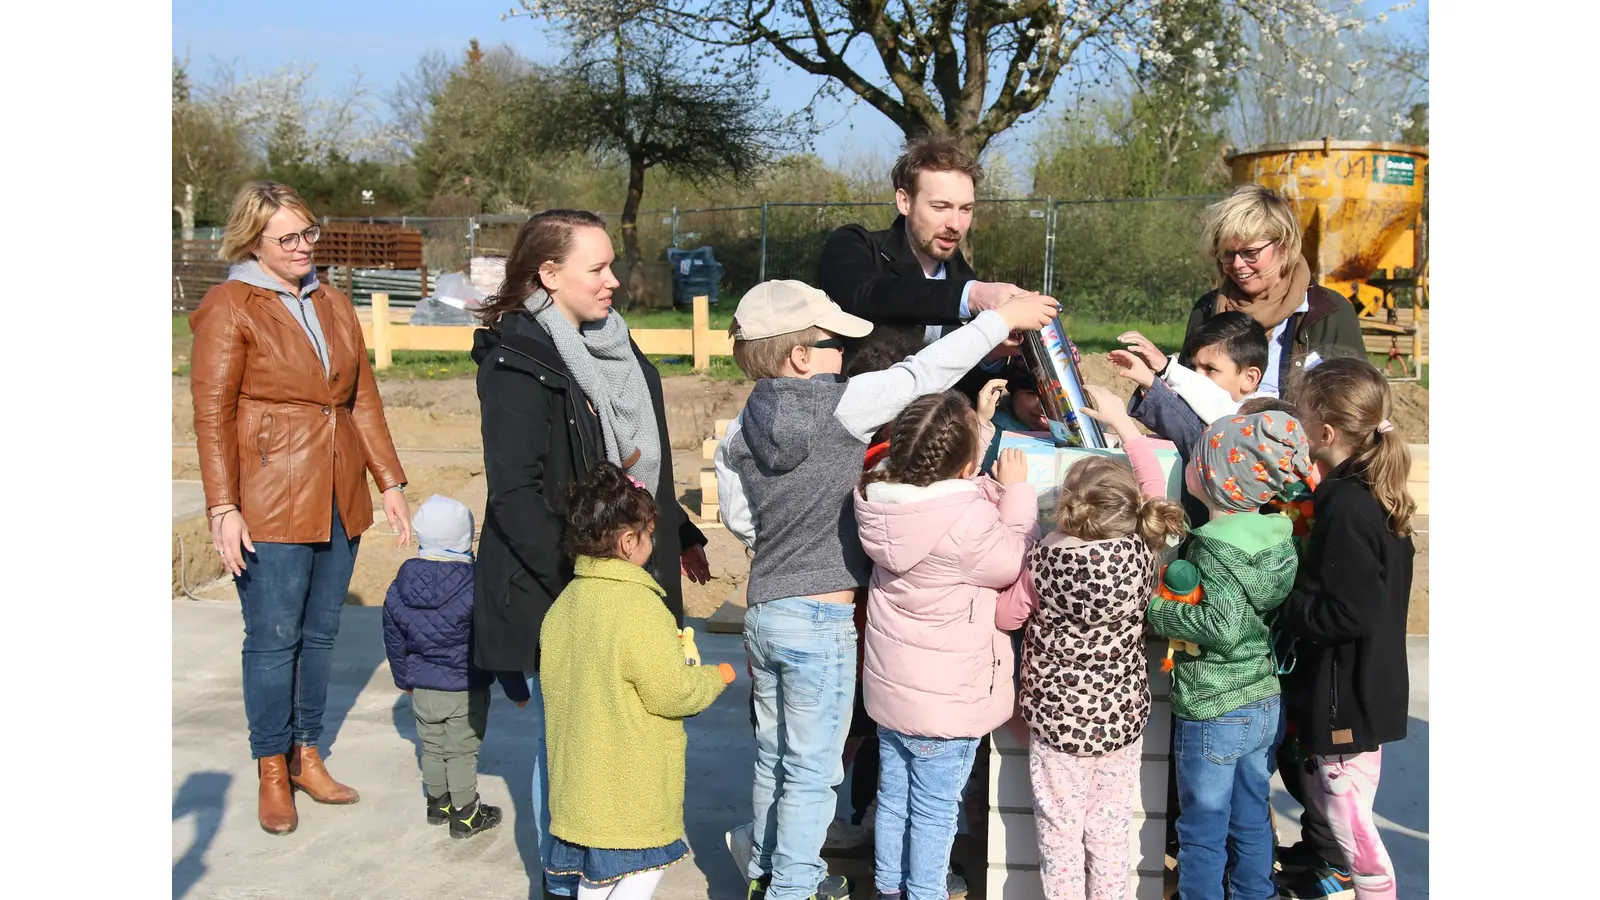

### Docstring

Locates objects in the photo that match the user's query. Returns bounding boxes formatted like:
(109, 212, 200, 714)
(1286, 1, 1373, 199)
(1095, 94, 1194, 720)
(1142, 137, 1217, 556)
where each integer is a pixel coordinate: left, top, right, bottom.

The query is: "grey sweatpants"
(412, 687, 489, 810)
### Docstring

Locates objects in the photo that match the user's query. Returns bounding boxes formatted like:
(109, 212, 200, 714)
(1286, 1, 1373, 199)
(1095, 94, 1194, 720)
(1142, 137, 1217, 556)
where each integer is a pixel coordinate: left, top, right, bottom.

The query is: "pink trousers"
(1029, 736, 1141, 900)
(1303, 749, 1397, 900)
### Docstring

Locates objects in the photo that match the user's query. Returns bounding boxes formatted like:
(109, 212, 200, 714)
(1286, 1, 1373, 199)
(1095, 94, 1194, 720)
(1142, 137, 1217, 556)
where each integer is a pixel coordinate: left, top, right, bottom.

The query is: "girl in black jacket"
(1275, 357, 1415, 900)
(469, 210, 709, 897)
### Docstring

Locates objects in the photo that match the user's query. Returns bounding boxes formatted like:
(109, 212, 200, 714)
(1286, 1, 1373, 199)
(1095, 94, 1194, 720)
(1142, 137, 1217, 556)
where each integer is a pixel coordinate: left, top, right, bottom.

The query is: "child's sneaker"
(947, 864, 968, 899)
(726, 823, 755, 882)
(1276, 861, 1355, 899)
(449, 795, 503, 839)
(426, 793, 452, 825)
(745, 874, 770, 900)
(811, 874, 851, 900)
(822, 817, 870, 853)
(1275, 841, 1326, 874)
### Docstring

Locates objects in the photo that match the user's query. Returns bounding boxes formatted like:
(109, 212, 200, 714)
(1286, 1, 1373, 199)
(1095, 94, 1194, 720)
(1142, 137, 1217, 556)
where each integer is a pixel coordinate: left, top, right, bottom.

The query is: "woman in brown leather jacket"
(190, 181, 414, 835)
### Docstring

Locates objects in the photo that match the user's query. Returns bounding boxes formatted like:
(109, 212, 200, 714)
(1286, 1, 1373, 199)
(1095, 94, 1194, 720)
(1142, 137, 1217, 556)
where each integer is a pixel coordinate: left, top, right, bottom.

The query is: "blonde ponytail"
(1297, 357, 1416, 537)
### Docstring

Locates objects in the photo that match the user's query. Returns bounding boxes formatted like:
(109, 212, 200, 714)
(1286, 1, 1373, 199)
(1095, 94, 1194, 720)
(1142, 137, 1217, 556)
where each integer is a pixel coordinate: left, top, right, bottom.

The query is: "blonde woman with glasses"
(190, 181, 413, 835)
(1119, 184, 1365, 402)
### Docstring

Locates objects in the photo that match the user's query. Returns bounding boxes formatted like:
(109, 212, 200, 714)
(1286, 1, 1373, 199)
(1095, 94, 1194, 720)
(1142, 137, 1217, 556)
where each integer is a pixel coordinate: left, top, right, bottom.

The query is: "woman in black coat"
(470, 210, 708, 894)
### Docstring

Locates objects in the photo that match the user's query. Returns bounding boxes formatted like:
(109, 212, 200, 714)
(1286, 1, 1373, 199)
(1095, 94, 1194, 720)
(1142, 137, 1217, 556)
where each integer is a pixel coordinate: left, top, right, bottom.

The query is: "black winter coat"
(470, 310, 705, 674)
(1277, 460, 1414, 756)
(817, 215, 992, 400)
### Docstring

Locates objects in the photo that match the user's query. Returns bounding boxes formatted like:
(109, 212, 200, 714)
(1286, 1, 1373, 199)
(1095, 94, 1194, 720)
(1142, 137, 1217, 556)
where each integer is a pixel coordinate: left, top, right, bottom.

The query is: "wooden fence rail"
(360, 293, 732, 370)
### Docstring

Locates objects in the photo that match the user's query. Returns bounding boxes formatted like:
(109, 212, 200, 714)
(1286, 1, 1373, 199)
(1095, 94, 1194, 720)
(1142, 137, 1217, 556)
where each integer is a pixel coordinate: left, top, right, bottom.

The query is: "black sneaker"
(1275, 841, 1327, 874)
(449, 796, 503, 839)
(1276, 860, 1355, 899)
(746, 875, 771, 900)
(812, 874, 851, 900)
(426, 793, 452, 825)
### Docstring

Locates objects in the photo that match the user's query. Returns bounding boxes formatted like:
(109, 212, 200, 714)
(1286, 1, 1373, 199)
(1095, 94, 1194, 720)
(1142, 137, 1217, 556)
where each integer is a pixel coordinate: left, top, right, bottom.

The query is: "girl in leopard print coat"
(999, 422, 1187, 900)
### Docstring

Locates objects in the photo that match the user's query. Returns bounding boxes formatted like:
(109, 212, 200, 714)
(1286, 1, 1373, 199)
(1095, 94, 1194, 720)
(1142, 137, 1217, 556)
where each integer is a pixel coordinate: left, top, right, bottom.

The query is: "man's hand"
(1117, 331, 1167, 374)
(1109, 349, 1157, 389)
(966, 281, 1025, 315)
(983, 332, 1024, 365)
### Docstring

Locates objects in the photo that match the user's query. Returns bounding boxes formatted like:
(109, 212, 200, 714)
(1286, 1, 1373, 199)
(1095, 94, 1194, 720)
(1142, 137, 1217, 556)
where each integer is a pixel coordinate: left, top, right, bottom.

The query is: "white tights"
(576, 869, 665, 900)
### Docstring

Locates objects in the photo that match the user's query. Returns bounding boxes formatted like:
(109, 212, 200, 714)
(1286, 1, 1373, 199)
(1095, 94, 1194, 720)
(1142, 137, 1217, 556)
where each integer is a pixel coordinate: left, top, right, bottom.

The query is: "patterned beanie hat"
(1193, 411, 1314, 513)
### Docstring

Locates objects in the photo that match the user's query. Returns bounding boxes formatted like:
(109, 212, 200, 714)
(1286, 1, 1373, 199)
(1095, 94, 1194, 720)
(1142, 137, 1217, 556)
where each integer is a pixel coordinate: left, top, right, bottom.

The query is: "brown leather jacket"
(190, 279, 406, 544)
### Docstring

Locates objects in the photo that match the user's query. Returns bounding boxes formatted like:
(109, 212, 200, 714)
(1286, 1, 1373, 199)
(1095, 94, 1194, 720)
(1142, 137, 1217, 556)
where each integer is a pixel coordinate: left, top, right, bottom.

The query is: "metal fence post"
(467, 216, 477, 261)
(1043, 197, 1056, 298)
(758, 201, 769, 283)
(671, 207, 679, 249)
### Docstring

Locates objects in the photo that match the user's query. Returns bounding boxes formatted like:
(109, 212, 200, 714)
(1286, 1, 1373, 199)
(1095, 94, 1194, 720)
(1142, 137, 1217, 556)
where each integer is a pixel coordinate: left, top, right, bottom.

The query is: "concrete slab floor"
(174, 602, 1428, 899)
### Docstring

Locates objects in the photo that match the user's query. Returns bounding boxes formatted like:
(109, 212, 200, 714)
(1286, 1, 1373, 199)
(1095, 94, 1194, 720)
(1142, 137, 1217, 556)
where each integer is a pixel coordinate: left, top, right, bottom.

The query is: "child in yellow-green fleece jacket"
(541, 463, 737, 899)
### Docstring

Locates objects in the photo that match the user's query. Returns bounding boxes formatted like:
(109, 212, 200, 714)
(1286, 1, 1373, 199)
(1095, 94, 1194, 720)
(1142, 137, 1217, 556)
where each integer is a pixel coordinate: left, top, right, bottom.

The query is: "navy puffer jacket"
(383, 558, 530, 699)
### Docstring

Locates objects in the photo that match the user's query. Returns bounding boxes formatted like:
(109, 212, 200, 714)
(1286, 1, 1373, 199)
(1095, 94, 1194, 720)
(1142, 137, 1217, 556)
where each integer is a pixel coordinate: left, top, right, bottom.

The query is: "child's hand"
(1117, 331, 1167, 374)
(517, 699, 528, 707)
(976, 378, 1007, 421)
(994, 447, 1028, 486)
(1108, 349, 1156, 388)
(996, 291, 1061, 332)
(1079, 384, 1136, 436)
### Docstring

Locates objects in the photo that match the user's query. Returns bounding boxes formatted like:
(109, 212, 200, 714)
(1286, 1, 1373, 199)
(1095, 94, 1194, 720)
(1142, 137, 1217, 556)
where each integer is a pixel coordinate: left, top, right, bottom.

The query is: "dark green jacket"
(1147, 513, 1297, 721)
(1182, 284, 1365, 399)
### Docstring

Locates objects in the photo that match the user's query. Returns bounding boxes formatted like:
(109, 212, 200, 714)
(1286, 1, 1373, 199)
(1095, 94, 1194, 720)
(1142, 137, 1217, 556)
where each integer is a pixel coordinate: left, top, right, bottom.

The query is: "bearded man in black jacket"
(817, 134, 1052, 401)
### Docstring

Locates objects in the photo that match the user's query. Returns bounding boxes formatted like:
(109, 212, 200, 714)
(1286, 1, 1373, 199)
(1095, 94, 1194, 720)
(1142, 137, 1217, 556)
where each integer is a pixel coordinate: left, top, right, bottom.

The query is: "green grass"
(1366, 352, 1430, 389)
(1064, 319, 1187, 356)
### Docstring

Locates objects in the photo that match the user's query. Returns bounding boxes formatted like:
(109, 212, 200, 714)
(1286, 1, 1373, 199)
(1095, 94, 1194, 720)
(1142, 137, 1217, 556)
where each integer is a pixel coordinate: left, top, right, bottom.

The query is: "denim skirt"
(546, 836, 689, 888)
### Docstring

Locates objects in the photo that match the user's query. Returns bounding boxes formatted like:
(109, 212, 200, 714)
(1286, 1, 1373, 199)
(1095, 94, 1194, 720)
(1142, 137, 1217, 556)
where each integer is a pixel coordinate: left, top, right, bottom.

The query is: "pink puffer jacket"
(854, 475, 1039, 739)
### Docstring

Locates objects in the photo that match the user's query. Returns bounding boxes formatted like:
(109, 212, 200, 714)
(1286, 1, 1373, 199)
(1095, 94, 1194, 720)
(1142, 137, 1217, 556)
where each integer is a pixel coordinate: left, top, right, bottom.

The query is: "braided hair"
(859, 391, 980, 496)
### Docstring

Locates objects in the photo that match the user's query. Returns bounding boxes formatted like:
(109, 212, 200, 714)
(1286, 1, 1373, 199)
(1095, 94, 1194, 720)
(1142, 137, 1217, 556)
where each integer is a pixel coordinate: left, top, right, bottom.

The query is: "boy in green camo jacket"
(1148, 411, 1312, 900)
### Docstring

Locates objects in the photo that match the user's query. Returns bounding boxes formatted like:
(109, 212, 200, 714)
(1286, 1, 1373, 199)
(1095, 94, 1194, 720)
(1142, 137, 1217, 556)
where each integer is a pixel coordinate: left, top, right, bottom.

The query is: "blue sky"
(173, 0, 1426, 173)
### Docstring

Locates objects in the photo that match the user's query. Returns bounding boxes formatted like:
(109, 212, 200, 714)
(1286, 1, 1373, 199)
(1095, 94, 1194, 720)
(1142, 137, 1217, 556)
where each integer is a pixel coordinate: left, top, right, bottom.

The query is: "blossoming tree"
(511, 0, 1417, 154)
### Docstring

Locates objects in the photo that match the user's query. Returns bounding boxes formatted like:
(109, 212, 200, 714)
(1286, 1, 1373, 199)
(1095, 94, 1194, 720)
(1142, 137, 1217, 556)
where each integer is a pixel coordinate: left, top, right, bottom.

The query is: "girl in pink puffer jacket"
(853, 390, 1039, 900)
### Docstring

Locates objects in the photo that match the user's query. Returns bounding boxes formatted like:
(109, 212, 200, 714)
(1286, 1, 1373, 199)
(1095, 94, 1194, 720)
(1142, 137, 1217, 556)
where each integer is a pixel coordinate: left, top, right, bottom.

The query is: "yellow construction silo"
(1227, 139, 1427, 317)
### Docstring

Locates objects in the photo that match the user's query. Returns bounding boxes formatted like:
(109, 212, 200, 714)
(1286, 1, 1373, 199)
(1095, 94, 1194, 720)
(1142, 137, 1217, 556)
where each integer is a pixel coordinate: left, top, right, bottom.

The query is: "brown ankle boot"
(288, 743, 360, 804)
(258, 755, 298, 835)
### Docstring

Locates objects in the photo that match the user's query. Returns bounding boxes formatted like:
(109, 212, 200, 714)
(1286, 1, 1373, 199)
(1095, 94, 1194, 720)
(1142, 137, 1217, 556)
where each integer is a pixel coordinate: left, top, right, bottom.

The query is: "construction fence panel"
(316, 196, 1238, 321)
(1046, 196, 1224, 324)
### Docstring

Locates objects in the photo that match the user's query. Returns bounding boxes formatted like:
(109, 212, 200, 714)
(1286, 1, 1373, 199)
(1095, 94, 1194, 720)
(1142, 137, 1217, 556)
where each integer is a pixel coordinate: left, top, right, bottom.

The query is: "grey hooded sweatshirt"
(229, 259, 330, 372)
(724, 308, 1011, 605)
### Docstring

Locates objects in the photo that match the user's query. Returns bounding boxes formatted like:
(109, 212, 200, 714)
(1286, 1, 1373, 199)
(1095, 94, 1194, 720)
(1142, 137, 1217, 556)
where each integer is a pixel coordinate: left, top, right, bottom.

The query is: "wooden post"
(420, 263, 429, 301)
(692, 294, 711, 371)
(372, 292, 393, 370)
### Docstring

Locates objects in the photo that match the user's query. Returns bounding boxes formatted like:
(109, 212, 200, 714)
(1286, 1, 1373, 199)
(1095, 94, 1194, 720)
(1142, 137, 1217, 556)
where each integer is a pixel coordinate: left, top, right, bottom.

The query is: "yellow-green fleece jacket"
(540, 556, 728, 849)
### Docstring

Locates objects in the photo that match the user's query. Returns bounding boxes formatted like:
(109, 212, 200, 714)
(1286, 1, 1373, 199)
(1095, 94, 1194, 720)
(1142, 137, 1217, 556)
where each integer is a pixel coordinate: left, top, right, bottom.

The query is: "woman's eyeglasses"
(262, 225, 322, 251)
(1220, 240, 1276, 265)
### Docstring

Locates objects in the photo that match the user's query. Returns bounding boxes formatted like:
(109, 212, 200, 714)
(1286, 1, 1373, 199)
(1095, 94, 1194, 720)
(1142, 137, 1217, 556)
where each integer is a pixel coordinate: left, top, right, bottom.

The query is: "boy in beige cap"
(717, 279, 1056, 900)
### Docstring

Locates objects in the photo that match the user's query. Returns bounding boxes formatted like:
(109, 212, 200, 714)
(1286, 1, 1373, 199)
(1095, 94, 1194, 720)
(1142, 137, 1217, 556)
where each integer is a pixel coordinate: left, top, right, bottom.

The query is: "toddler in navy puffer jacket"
(383, 494, 529, 837)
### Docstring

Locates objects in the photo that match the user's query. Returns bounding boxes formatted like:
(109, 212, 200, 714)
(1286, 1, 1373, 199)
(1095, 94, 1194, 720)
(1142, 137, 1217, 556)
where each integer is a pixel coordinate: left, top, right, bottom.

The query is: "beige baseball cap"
(731, 280, 874, 341)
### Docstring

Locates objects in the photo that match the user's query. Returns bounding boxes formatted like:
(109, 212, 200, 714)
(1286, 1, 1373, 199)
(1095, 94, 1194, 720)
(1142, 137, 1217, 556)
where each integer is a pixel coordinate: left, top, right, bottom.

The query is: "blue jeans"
(235, 508, 359, 759)
(525, 671, 569, 896)
(744, 597, 858, 900)
(1174, 696, 1282, 900)
(873, 727, 979, 900)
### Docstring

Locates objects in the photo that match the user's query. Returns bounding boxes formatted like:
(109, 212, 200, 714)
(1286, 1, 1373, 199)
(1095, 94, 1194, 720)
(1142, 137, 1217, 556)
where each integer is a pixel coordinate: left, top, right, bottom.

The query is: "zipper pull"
(260, 452, 268, 468)
(969, 600, 975, 623)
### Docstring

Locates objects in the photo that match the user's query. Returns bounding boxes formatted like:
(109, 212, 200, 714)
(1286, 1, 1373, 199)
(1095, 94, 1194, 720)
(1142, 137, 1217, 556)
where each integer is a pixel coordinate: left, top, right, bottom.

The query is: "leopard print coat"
(1021, 533, 1159, 757)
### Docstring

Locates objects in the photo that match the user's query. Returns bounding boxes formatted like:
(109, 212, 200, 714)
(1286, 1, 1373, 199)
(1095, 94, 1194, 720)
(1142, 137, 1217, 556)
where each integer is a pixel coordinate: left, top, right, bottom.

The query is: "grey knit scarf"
(527, 291, 661, 492)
